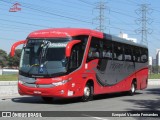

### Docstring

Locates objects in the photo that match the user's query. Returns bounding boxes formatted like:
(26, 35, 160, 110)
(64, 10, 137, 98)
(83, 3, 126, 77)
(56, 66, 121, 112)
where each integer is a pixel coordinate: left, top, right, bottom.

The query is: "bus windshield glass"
(19, 38, 70, 77)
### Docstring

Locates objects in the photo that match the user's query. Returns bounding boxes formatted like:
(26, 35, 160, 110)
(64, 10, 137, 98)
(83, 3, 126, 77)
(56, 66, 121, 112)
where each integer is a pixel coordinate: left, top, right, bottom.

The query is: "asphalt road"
(0, 85, 160, 120)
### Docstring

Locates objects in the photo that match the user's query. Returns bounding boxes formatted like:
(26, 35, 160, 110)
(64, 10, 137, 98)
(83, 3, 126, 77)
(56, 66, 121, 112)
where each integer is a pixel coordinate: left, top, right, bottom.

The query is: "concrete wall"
(0, 69, 18, 75)
(0, 69, 2, 75)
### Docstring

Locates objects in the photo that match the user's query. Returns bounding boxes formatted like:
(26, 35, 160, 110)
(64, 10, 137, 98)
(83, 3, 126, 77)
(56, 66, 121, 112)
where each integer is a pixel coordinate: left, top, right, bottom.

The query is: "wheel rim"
(131, 84, 135, 93)
(84, 86, 90, 97)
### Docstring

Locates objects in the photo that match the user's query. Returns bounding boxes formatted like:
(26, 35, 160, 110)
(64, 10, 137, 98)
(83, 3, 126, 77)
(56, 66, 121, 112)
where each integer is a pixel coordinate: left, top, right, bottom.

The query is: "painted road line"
(82, 114, 109, 120)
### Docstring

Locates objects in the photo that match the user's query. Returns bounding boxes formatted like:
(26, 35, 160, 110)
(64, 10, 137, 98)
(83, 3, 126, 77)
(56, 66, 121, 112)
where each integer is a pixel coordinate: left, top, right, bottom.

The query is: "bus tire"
(129, 81, 136, 96)
(81, 83, 93, 102)
(42, 97, 53, 103)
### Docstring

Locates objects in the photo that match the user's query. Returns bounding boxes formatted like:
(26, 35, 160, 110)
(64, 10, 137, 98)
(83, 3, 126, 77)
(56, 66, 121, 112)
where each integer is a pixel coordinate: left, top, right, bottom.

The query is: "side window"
(124, 45, 132, 61)
(141, 48, 148, 63)
(102, 40, 113, 60)
(69, 45, 79, 69)
(87, 37, 100, 61)
(68, 35, 88, 72)
(113, 43, 124, 61)
(133, 47, 141, 62)
(69, 43, 84, 70)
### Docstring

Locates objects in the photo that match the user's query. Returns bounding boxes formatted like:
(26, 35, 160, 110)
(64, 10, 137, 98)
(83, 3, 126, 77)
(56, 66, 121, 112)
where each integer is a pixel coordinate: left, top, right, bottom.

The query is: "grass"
(0, 74, 18, 81)
(149, 74, 160, 79)
(0, 73, 160, 81)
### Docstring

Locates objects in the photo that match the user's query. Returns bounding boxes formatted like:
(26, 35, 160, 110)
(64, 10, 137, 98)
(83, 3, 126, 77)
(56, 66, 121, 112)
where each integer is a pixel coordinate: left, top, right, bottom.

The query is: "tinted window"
(69, 36, 88, 71)
(141, 48, 148, 63)
(124, 45, 132, 61)
(87, 37, 100, 61)
(133, 47, 141, 62)
(69, 44, 79, 69)
(102, 40, 113, 59)
(46, 48, 65, 61)
(113, 43, 124, 61)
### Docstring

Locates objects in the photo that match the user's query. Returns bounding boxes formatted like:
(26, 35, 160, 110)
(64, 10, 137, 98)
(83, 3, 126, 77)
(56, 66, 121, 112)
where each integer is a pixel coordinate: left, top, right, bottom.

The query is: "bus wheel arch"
(146, 78, 148, 86)
(81, 80, 94, 102)
(129, 79, 137, 96)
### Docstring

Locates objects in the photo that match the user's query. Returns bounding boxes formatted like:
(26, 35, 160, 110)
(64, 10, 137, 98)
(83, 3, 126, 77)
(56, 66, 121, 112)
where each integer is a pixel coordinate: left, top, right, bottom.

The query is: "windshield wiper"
(38, 40, 51, 75)
(39, 40, 51, 64)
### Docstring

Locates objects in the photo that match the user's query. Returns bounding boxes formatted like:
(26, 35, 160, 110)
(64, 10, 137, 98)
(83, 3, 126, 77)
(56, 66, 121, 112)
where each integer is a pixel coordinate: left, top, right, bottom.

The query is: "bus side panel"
(135, 68, 148, 90)
(141, 68, 148, 89)
(85, 59, 135, 95)
(65, 69, 88, 97)
(86, 59, 148, 95)
(135, 62, 148, 90)
(93, 72, 136, 95)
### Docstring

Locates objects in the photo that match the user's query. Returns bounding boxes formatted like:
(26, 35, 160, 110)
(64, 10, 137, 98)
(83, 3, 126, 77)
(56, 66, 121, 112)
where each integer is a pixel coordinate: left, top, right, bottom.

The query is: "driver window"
(87, 37, 100, 61)
(69, 43, 84, 70)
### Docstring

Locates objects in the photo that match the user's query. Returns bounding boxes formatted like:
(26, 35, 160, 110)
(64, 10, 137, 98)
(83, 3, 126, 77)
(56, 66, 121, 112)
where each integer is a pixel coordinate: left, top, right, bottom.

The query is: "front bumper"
(18, 81, 82, 98)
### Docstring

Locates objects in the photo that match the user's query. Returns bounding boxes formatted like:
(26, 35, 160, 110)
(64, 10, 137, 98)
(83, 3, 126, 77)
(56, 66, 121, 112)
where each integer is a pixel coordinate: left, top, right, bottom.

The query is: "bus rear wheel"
(129, 81, 136, 96)
(42, 97, 53, 103)
(81, 84, 93, 102)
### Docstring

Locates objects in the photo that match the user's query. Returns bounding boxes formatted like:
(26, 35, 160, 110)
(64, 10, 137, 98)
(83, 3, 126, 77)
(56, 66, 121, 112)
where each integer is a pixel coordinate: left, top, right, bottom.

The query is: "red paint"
(28, 28, 103, 38)
(66, 40, 81, 57)
(10, 40, 26, 57)
(11, 28, 148, 99)
(9, 3, 21, 12)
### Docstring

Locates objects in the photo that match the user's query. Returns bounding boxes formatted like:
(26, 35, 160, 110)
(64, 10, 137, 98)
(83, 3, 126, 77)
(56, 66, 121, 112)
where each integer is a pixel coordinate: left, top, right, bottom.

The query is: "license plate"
(34, 91, 41, 94)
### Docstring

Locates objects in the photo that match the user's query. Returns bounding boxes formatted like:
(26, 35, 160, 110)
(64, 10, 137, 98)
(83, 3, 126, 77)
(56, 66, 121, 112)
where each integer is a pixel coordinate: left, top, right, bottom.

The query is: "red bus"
(10, 28, 148, 102)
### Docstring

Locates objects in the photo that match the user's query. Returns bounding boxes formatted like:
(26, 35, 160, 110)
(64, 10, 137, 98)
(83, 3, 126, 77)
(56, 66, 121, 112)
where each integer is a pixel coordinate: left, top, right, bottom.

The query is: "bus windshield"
(19, 38, 69, 77)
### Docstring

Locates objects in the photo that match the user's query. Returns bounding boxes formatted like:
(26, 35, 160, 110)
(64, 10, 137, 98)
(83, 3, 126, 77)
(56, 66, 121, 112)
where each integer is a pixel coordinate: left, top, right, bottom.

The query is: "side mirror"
(66, 40, 81, 57)
(10, 40, 26, 57)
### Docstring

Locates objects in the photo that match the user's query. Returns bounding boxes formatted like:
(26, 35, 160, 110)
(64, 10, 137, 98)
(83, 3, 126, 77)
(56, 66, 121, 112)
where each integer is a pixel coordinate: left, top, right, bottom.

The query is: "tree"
(152, 65, 160, 74)
(0, 49, 8, 68)
(8, 49, 21, 68)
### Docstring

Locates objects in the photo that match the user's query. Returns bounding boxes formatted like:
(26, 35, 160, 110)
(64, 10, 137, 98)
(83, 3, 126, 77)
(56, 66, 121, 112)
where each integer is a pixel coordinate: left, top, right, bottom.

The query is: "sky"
(0, 0, 159, 58)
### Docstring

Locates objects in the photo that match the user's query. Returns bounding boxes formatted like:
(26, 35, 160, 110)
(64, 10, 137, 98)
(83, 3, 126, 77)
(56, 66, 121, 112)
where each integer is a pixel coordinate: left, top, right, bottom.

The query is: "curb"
(0, 82, 18, 97)
(0, 81, 17, 86)
(0, 79, 159, 97)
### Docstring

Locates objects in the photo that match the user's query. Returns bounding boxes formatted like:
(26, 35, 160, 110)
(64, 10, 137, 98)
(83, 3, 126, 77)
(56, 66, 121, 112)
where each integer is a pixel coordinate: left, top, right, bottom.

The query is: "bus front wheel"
(81, 84, 93, 102)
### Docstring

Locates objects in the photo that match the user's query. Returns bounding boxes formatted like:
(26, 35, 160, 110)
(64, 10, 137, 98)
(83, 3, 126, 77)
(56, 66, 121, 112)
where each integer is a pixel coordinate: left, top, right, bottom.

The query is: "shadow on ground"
(124, 87, 160, 111)
(11, 96, 82, 105)
(10, 92, 141, 105)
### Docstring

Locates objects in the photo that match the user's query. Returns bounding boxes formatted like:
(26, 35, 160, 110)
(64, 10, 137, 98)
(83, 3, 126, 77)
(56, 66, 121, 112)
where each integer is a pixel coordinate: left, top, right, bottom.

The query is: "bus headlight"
(18, 75, 35, 85)
(18, 80, 25, 85)
(52, 80, 69, 86)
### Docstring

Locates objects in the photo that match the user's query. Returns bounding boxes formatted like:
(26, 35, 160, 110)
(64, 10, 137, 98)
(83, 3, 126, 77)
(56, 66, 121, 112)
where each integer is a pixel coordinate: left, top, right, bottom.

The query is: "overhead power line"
(1, 0, 93, 25)
(0, 18, 51, 28)
(94, 0, 107, 32)
(135, 4, 153, 46)
(78, 0, 94, 6)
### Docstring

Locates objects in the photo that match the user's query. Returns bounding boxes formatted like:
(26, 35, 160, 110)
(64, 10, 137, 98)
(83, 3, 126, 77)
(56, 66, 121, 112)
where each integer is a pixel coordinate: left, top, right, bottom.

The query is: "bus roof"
(28, 28, 147, 49)
(104, 33, 148, 49)
(28, 28, 103, 38)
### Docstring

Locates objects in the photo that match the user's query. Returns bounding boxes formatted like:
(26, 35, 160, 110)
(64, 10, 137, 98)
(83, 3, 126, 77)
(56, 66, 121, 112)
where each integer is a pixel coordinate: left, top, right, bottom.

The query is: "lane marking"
(82, 114, 109, 120)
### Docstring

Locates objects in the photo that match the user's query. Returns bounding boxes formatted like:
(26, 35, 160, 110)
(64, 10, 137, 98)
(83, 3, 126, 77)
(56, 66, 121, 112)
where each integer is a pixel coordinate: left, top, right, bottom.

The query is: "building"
(149, 56, 152, 66)
(152, 59, 157, 66)
(156, 49, 160, 66)
(119, 32, 137, 43)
